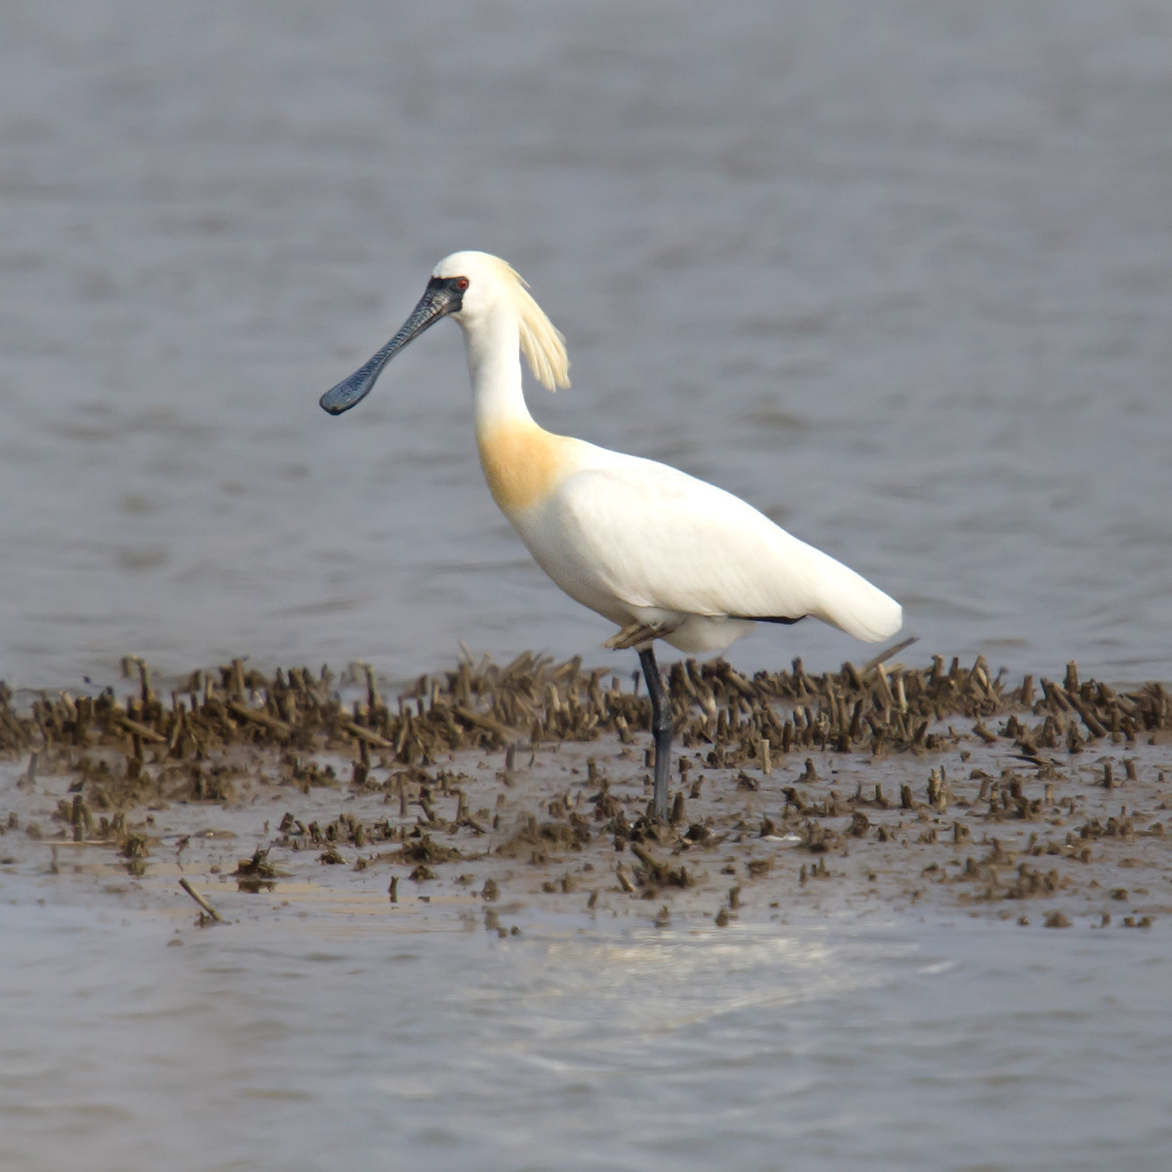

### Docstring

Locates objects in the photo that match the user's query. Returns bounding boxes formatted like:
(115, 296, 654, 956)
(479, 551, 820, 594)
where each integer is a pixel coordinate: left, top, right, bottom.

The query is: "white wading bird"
(321, 251, 901, 818)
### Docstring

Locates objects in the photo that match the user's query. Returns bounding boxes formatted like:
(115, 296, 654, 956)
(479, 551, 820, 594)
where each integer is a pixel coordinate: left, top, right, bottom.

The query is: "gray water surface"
(3, 893, 1172, 1172)
(3, 5, 1172, 1168)
(2, 1, 1172, 687)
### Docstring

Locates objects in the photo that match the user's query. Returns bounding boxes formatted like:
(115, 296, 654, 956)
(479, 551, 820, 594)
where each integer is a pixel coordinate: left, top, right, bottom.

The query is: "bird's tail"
(807, 554, 902, 643)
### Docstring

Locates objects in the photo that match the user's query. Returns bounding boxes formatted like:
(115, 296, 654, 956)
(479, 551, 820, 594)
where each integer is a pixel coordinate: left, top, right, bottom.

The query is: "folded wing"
(549, 457, 901, 643)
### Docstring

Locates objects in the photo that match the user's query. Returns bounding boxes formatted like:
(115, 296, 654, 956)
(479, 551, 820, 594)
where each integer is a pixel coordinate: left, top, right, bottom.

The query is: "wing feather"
(546, 458, 900, 642)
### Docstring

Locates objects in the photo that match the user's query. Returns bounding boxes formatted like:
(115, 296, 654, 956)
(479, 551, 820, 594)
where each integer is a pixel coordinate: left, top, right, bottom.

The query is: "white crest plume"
(488, 256, 571, 392)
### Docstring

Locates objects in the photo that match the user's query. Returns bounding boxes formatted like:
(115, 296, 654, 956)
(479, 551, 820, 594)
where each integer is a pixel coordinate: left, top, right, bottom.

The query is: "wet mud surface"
(3, 648, 1171, 935)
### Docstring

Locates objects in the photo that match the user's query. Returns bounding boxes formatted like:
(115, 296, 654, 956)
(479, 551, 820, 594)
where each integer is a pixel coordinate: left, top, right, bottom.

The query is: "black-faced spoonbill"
(321, 251, 901, 819)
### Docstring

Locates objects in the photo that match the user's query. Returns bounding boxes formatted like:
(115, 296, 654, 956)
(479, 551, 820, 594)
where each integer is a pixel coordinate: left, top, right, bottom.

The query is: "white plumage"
(321, 249, 902, 816)
(518, 450, 902, 653)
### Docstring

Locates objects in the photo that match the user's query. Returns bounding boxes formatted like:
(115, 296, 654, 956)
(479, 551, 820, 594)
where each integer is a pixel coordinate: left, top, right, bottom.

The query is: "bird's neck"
(461, 307, 538, 437)
(459, 306, 572, 517)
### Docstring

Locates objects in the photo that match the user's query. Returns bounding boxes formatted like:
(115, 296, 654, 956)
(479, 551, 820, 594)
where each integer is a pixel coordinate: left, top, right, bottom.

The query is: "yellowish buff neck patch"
(476, 422, 575, 516)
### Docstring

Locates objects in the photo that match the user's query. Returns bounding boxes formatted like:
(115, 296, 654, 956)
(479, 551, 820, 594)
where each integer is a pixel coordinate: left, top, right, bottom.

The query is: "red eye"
(455, 277, 469, 291)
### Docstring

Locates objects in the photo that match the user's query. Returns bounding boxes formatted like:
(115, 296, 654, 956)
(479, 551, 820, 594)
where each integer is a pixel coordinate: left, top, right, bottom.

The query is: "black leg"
(638, 645, 672, 820)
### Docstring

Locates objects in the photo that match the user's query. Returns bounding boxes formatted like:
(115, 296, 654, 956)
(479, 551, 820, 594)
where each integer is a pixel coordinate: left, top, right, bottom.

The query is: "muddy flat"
(3, 650, 1170, 936)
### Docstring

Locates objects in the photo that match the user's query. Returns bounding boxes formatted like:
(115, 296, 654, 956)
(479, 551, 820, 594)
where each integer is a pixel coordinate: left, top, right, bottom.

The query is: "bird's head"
(320, 251, 568, 416)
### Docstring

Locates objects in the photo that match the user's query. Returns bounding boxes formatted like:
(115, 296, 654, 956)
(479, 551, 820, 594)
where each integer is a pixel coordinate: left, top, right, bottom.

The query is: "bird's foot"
(603, 620, 678, 651)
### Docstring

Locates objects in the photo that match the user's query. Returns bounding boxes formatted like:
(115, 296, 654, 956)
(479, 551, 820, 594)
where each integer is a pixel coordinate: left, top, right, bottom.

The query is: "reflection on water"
(2, 2, 1172, 687)
(2, 894, 1172, 1172)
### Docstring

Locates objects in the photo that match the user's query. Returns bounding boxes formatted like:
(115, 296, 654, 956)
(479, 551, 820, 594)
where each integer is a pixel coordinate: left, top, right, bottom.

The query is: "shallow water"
(2, 1, 1172, 687)
(4, 4, 1172, 1166)
(2, 888, 1172, 1172)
